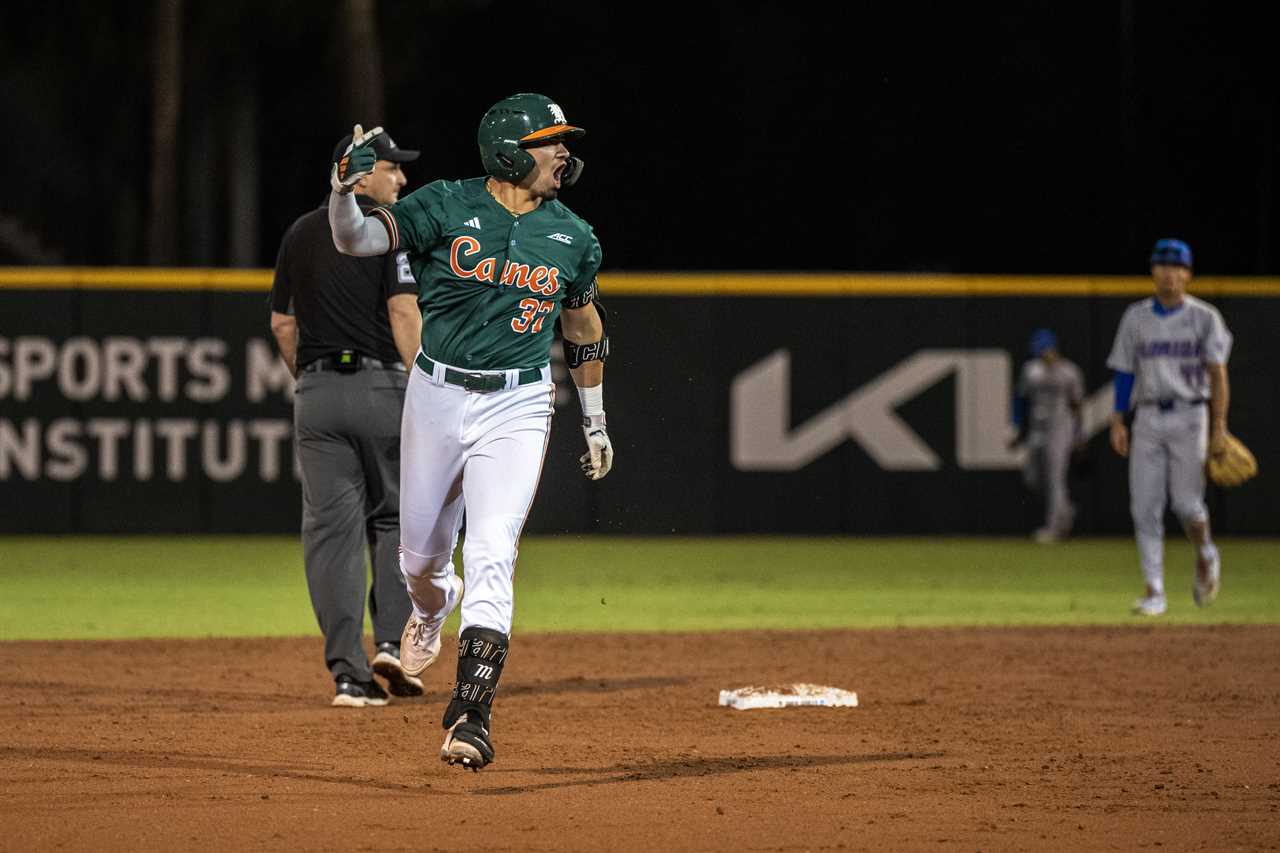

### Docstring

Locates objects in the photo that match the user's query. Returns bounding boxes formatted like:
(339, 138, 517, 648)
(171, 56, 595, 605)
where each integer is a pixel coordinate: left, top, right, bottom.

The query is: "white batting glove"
(329, 123, 383, 194)
(580, 414, 613, 480)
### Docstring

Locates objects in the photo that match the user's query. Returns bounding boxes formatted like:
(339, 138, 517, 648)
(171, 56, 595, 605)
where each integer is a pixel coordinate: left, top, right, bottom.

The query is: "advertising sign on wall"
(2, 271, 1275, 534)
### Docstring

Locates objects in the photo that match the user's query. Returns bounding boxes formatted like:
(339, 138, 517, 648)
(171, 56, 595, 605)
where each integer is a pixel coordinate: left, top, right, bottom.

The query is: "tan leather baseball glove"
(1208, 433, 1258, 487)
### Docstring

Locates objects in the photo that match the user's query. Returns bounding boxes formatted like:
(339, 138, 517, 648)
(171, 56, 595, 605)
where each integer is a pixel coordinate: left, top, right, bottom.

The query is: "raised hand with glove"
(328, 123, 394, 257)
(330, 123, 383, 195)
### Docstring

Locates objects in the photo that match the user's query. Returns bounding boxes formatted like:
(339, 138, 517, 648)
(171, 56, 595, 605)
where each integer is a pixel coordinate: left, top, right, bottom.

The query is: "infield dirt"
(2, 626, 1278, 852)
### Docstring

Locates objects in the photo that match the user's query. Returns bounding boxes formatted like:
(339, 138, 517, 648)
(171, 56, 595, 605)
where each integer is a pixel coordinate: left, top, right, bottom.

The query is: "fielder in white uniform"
(1107, 238, 1232, 616)
(1012, 329, 1084, 543)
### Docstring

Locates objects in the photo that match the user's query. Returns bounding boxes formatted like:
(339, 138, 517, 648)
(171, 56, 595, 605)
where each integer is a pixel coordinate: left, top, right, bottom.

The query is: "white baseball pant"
(1129, 403, 1209, 594)
(397, 355, 554, 637)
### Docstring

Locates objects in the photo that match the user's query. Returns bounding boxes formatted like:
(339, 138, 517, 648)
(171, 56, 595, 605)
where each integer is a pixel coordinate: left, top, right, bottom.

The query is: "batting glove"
(330, 123, 382, 194)
(580, 414, 613, 480)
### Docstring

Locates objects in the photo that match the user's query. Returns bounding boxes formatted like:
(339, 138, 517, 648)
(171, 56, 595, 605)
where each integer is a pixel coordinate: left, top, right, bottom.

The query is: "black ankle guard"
(442, 627, 509, 729)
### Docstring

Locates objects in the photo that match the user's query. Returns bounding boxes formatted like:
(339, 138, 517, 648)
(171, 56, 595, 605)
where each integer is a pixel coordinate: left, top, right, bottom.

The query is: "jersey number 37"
(511, 298, 554, 334)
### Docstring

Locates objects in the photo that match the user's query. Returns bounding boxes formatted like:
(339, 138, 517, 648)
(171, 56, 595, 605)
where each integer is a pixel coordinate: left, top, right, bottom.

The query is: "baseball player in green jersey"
(328, 93, 611, 771)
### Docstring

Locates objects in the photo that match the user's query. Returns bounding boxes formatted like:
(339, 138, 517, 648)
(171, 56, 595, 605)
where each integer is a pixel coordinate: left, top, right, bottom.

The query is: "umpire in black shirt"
(270, 129, 423, 707)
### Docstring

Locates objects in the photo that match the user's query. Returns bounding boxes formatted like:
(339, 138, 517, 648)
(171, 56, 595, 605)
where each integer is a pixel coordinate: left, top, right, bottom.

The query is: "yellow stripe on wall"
(1, 267, 1279, 297)
(0, 267, 272, 290)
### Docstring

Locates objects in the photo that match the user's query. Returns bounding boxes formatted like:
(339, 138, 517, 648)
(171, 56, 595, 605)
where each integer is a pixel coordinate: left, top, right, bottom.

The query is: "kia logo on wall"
(729, 349, 1113, 472)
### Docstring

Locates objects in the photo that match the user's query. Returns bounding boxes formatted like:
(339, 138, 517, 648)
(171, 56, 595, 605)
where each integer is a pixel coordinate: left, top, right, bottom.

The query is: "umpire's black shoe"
(440, 712, 494, 771)
(372, 642, 425, 697)
(332, 675, 390, 708)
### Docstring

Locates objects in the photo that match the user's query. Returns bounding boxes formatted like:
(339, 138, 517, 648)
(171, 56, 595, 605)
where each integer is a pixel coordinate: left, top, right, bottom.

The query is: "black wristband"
(563, 335, 609, 369)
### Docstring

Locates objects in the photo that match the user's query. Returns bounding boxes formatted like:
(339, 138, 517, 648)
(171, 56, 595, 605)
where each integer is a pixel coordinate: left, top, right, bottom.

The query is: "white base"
(718, 683, 859, 710)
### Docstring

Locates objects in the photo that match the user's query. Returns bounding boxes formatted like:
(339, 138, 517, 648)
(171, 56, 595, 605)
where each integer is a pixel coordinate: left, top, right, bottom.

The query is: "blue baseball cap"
(1029, 328, 1057, 356)
(1150, 238, 1193, 269)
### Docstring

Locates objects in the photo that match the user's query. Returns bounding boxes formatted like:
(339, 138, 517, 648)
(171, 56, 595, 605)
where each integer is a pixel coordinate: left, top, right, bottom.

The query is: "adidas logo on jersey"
(463, 217, 481, 229)
(546, 232, 573, 245)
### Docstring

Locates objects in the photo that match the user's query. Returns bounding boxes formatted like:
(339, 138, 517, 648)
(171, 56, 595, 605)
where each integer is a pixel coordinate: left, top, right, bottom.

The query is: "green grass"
(0, 536, 1277, 640)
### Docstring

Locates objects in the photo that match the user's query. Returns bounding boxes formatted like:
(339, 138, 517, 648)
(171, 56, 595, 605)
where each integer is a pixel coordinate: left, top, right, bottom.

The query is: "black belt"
(415, 353, 543, 393)
(1143, 398, 1207, 411)
(301, 353, 405, 373)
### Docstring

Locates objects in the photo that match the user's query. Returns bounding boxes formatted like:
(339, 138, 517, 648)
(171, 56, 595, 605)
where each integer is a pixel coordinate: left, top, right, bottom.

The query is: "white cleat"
(1132, 593, 1168, 617)
(399, 575, 463, 677)
(1194, 550, 1221, 607)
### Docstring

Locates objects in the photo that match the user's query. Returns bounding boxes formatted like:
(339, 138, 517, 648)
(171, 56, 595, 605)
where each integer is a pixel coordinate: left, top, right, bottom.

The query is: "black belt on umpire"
(1140, 398, 1208, 412)
(300, 350, 405, 374)
(415, 352, 543, 393)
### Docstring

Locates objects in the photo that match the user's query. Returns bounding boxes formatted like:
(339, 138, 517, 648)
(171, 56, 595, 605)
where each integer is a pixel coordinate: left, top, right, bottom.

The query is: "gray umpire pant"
(294, 366, 411, 682)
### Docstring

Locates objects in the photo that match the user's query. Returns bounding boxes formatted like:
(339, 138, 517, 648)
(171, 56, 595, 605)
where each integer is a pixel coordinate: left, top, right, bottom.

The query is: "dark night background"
(2, 1, 1275, 275)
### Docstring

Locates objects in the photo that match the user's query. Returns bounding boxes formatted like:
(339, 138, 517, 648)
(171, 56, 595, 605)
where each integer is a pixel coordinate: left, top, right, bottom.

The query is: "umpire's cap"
(1029, 328, 1057, 357)
(1149, 238, 1193, 269)
(331, 129, 420, 166)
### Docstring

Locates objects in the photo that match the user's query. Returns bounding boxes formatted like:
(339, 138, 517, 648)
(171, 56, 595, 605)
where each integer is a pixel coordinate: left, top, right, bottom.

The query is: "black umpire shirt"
(271, 195, 416, 369)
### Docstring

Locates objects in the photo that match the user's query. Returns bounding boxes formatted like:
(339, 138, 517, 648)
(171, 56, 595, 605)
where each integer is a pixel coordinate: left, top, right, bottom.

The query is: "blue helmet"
(1029, 328, 1057, 357)
(1150, 238, 1193, 269)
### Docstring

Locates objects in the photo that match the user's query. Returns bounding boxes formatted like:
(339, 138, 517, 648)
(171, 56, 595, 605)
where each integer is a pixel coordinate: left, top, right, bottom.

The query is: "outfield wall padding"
(1, 271, 1275, 534)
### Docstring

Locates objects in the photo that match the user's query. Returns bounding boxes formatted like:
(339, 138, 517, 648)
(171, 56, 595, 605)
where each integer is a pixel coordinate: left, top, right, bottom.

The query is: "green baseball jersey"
(374, 177, 602, 370)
